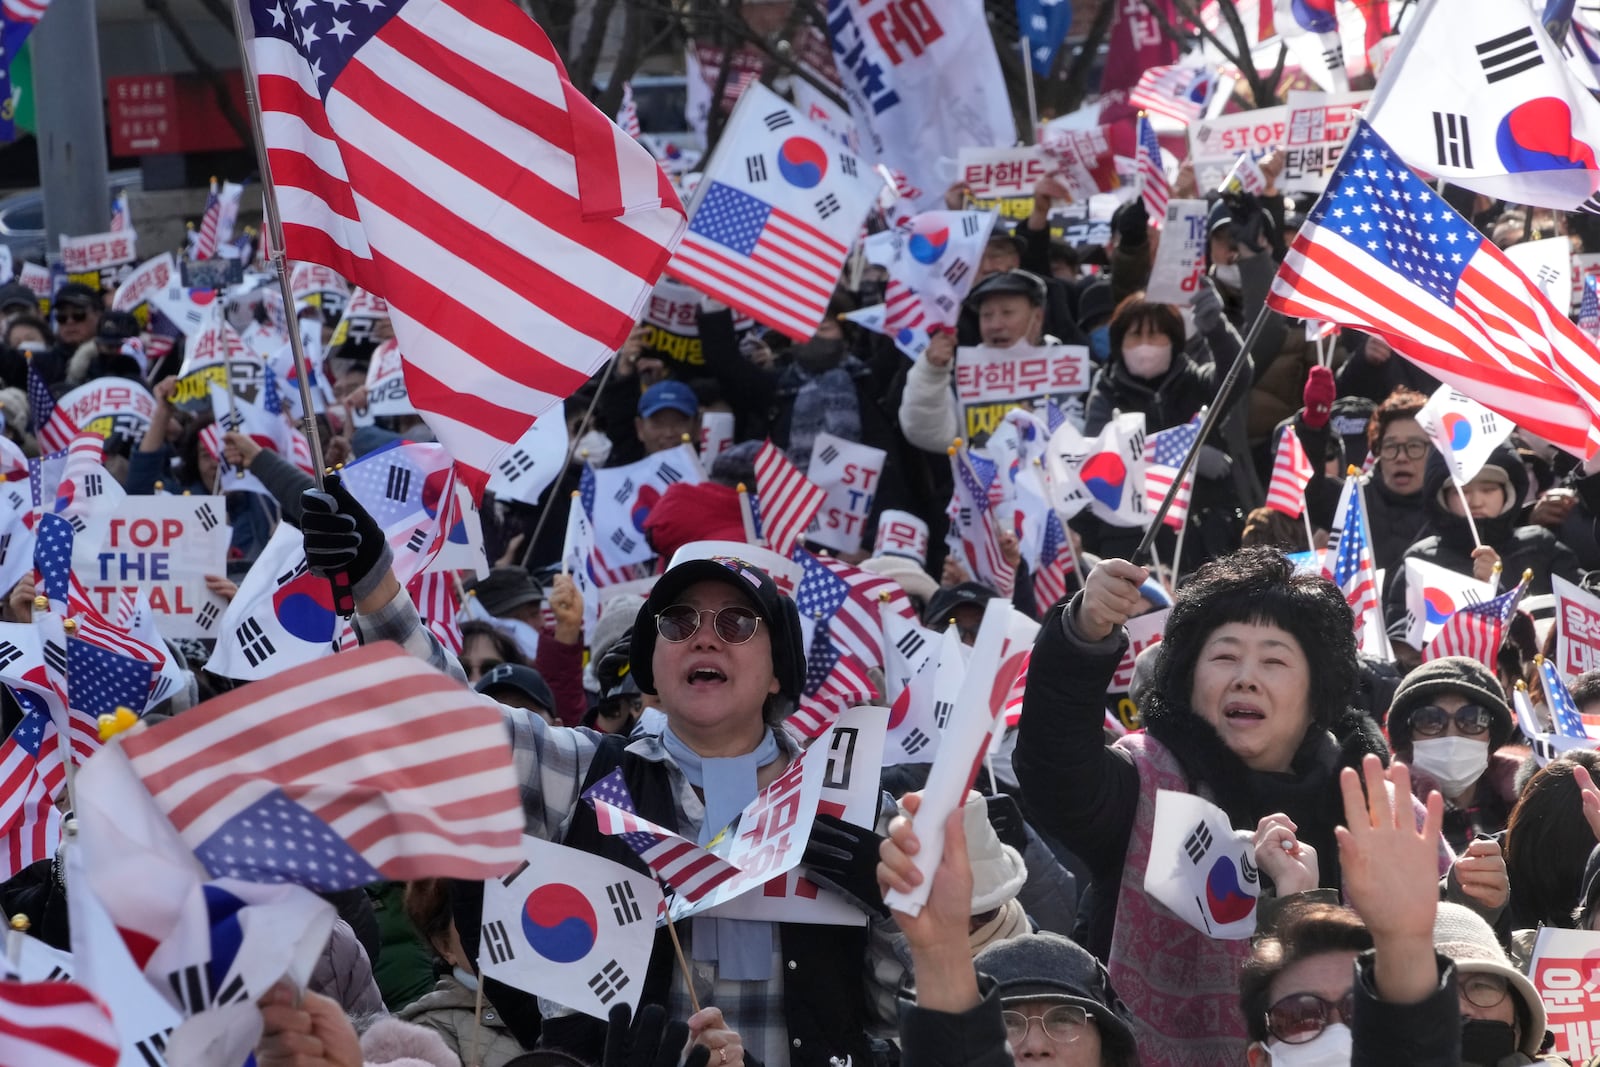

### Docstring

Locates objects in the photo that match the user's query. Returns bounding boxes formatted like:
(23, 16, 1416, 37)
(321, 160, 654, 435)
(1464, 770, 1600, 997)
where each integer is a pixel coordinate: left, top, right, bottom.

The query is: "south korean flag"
(478, 836, 661, 1021)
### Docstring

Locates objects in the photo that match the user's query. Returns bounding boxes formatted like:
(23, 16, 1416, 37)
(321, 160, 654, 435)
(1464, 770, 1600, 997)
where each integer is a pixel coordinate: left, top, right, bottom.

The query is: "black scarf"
(1142, 699, 1391, 892)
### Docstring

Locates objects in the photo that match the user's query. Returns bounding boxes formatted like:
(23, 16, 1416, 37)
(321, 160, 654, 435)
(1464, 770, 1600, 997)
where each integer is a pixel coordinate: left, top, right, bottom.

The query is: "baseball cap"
(629, 555, 804, 701)
(638, 380, 698, 419)
(97, 310, 141, 343)
(0, 283, 37, 314)
(475, 663, 556, 714)
(464, 567, 544, 616)
(966, 269, 1046, 308)
(53, 282, 99, 309)
(923, 581, 1001, 629)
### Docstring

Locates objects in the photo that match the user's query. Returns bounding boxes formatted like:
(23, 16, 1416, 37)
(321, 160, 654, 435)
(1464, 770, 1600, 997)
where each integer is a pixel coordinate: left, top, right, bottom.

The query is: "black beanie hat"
(1388, 655, 1514, 753)
(974, 933, 1137, 1064)
(630, 555, 805, 701)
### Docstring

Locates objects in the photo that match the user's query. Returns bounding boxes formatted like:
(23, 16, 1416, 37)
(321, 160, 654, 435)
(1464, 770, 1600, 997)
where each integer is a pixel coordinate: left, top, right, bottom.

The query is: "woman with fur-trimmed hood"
(1015, 548, 1454, 1066)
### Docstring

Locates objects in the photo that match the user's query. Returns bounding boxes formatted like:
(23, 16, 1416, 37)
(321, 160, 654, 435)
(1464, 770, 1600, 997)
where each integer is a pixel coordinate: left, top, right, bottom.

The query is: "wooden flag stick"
(664, 914, 702, 1014)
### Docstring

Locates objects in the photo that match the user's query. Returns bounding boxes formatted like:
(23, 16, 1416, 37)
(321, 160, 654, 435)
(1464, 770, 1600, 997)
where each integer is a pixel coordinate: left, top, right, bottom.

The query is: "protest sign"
(704, 705, 888, 926)
(111, 252, 178, 313)
(1039, 125, 1122, 200)
(1530, 927, 1600, 1061)
(1556, 575, 1600, 680)
(640, 278, 758, 371)
(958, 146, 1049, 200)
(51, 378, 156, 443)
(1108, 608, 1169, 729)
(1146, 198, 1210, 305)
(61, 230, 138, 274)
(172, 358, 268, 413)
(19, 262, 52, 305)
(1188, 107, 1289, 192)
(72, 496, 232, 639)
(955, 342, 1091, 443)
(806, 432, 887, 553)
(700, 410, 735, 463)
(363, 339, 414, 417)
(328, 287, 389, 347)
(874, 509, 931, 563)
(1281, 90, 1371, 193)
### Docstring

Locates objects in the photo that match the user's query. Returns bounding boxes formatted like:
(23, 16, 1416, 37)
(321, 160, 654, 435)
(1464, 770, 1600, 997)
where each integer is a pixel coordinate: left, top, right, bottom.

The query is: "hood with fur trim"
(1422, 442, 1527, 552)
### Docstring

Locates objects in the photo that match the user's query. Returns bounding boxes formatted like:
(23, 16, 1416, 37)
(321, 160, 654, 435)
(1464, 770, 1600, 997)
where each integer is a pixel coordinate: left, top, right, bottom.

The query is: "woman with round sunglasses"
(1387, 657, 1524, 859)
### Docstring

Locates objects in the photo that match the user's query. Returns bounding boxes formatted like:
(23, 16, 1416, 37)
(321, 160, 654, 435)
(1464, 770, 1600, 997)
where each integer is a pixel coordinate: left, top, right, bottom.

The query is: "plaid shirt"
(354, 586, 795, 1065)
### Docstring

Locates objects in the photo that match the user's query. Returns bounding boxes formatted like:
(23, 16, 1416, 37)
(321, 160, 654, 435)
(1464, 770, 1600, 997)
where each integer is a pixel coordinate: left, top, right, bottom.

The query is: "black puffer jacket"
(1384, 445, 1580, 636)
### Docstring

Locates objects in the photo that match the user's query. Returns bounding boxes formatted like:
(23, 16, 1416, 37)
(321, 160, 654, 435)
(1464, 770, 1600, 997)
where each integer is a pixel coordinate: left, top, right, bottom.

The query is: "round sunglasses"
(655, 604, 763, 644)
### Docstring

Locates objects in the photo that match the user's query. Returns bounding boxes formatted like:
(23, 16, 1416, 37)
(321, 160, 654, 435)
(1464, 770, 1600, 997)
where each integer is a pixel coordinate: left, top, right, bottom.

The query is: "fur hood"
(360, 1016, 461, 1067)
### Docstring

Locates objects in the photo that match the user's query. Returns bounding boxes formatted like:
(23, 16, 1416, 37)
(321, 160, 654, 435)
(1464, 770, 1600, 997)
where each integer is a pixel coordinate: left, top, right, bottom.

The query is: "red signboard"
(108, 72, 249, 157)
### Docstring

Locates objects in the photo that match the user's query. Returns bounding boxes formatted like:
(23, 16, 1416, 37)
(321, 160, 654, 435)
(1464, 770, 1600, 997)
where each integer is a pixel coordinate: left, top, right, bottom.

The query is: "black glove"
(985, 794, 1029, 855)
(300, 473, 391, 607)
(1116, 196, 1149, 246)
(604, 1003, 711, 1067)
(802, 813, 888, 918)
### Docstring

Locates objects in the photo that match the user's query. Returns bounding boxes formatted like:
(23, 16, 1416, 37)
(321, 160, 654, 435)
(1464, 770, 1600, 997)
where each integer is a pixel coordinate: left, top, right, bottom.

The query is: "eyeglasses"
(1001, 1004, 1092, 1044)
(1458, 973, 1510, 1009)
(1265, 991, 1355, 1044)
(1408, 704, 1493, 738)
(1379, 439, 1430, 461)
(55, 309, 89, 324)
(655, 604, 763, 644)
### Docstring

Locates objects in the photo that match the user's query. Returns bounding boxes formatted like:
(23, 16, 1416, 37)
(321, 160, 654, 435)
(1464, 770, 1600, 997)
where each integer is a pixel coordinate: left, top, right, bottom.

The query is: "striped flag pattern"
(192, 178, 222, 260)
(1143, 415, 1202, 530)
(950, 446, 1015, 597)
(1581, 274, 1599, 339)
(1128, 64, 1215, 124)
(1327, 477, 1389, 657)
(617, 80, 641, 137)
(753, 441, 825, 555)
(0, 979, 120, 1067)
(1268, 120, 1600, 459)
(1540, 655, 1595, 740)
(1423, 573, 1526, 666)
(583, 769, 740, 903)
(1031, 509, 1077, 609)
(1136, 113, 1169, 222)
(109, 191, 130, 233)
(116, 642, 524, 889)
(241, 0, 686, 496)
(29, 364, 72, 455)
(1265, 425, 1315, 517)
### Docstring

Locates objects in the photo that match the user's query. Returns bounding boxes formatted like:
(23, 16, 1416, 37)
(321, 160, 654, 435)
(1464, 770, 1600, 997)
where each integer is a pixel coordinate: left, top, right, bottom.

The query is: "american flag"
(583, 769, 740, 903)
(28, 363, 70, 455)
(1128, 64, 1215, 124)
(109, 190, 130, 233)
(67, 575, 180, 707)
(753, 441, 824, 555)
(115, 642, 523, 890)
(1265, 425, 1315, 518)
(0, 979, 120, 1067)
(882, 277, 927, 337)
(1423, 572, 1526, 667)
(788, 549, 888, 737)
(66, 638, 154, 719)
(1136, 113, 1169, 222)
(0, 696, 59, 876)
(1031, 510, 1077, 609)
(410, 571, 463, 655)
(242, 0, 685, 497)
(950, 447, 1015, 596)
(1540, 656, 1594, 740)
(33, 513, 73, 612)
(1581, 274, 1600, 339)
(192, 178, 222, 261)
(1143, 415, 1202, 530)
(1268, 120, 1600, 459)
(578, 465, 649, 585)
(617, 80, 641, 138)
(816, 553, 912, 666)
(1327, 478, 1389, 657)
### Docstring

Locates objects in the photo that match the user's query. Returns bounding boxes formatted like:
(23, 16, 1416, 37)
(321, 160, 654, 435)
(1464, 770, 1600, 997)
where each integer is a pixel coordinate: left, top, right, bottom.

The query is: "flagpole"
(1133, 305, 1274, 564)
(1300, 496, 1316, 553)
(737, 482, 761, 544)
(1449, 476, 1483, 548)
(664, 915, 702, 1014)
(519, 354, 620, 570)
(221, 360, 245, 481)
(224, 0, 329, 490)
(1021, 41, 1041, 144)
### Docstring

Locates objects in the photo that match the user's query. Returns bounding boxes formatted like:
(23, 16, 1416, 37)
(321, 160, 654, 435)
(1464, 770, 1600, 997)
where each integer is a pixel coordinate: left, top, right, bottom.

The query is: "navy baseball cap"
(638, 380, 698, 419)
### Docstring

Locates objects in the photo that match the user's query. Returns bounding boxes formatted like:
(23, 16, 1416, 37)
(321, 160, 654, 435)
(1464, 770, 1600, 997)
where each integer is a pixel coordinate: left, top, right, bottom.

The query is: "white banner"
(1189, 110, 1290, 193)
(61, 230, 138, 273)
(957, 146, 1049, 199)
(52, 378, 157, 442)
(874, 508, 930, 563)
(71, 496, 232, 640)
(806, 432, 887, 553)
(954, 342, 1092, 443)
(825, 0, 1016, 213)
(1146, 198, 1210, 306)
(111, 252, 179, 312)
(361, 339, 414, 417)
(1555, 574, 1600, 680)
(1281, 90, 1371, 193)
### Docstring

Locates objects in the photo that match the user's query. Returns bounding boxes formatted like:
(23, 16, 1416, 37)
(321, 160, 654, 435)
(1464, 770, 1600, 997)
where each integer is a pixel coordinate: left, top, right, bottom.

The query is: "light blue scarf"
(660, 724, 782, 981)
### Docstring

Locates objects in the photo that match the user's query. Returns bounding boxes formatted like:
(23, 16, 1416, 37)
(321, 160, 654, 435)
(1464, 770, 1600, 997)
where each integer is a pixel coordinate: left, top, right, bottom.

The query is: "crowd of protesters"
(8, 139, 1600, 1067)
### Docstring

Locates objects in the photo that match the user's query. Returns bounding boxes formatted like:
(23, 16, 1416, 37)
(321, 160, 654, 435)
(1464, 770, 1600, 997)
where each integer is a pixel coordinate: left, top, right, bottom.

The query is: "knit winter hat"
(975, 933, 1137, 1060)
(1433, 902, 1546, 1057)
(1388, 656, 1514, 753)
(961, 793, 1026, 914)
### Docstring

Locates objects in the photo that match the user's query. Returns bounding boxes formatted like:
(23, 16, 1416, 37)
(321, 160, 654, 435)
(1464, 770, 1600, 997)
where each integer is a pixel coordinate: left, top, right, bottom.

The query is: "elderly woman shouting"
(1015, 548, 1463, 1066)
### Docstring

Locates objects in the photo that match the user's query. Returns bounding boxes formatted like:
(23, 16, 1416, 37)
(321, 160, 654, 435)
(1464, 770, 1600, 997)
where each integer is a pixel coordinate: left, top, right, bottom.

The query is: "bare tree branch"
(1053, 0, 1118, 115)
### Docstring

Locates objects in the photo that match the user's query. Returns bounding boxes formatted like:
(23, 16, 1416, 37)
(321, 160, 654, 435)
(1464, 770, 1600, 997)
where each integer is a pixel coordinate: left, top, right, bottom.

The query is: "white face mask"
(1409, 736, 1490, 796)
(1213, 263, 1243, 289)
(576, 429, 612, 467)
(1122, 342, 1172, 379)
(1265, 1022, 1353, 1067)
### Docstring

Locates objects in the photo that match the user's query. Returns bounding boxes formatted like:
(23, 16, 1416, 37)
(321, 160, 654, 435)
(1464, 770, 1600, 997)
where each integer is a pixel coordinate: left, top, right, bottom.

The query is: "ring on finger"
(719, 1049, 728, 1065)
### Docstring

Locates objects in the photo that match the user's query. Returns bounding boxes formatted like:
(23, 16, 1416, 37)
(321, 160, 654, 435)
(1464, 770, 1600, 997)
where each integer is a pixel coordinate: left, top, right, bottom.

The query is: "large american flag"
(0, 979, 120, 1067)
(242, 0, 686, 496)
(1268, 120, 1600, 459)
(1265, 425, 1315, 518)
(1423, 572, 1526, 667)
(1143, 415, 1202, 530)
(753, 441, 825, 556)
(1136, 113, 1169, 221)
(116, 642, 523, 890)
(583, 769, 740, 903)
